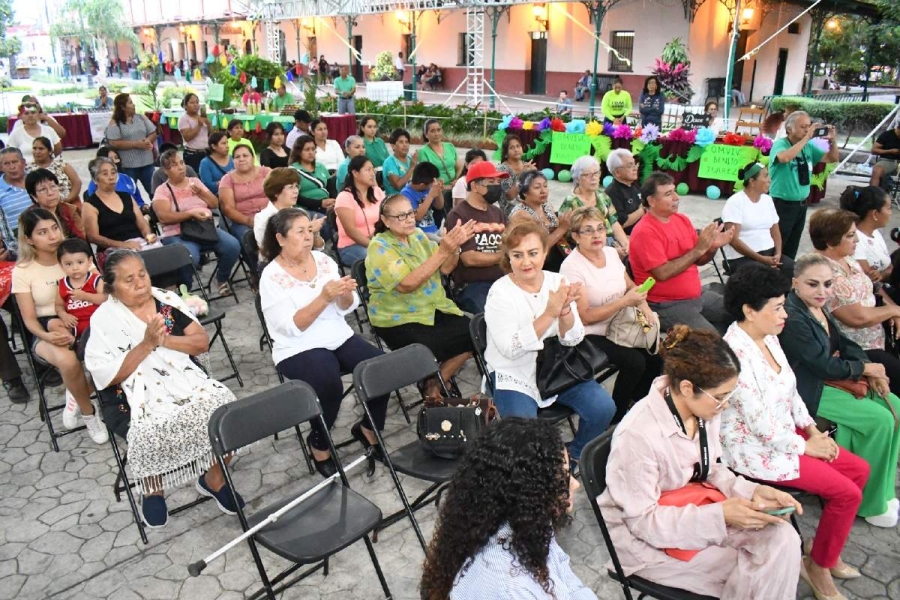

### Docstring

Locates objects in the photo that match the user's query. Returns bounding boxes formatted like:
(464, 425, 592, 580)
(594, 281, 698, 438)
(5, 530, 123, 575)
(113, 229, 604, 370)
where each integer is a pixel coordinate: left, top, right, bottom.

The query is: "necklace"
(281, 253, 316, 285)
(511, 272, 543, 297)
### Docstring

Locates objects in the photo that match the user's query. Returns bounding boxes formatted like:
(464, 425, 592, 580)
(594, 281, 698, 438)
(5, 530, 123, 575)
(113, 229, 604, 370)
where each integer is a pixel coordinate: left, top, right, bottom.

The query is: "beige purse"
(606, 306, 660, 352)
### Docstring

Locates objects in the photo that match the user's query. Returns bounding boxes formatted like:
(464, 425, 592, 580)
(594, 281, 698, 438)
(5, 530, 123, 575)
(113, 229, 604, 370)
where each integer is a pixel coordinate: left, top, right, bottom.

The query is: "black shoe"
(3, 378, 29, 404)
(42, 369, 63, 388)
(307, 434, 337, 478)
(350, 421, 386, 463)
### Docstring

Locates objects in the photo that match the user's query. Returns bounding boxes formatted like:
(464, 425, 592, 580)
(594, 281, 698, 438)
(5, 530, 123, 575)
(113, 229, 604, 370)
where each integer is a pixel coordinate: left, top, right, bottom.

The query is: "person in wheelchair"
(85, 249, 240, 529)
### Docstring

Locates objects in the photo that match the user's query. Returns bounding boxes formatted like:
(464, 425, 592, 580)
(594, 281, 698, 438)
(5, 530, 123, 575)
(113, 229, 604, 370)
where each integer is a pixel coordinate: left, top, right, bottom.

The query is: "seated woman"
(225, 120, 256, 161)
(560, 207, 661, 424)
(359, 117, 389, 169)
(260, 208, 388, 477)
(218, 145, 272, 242)
(560, 155, 629, 258)
(598, 324, 803, 598)
(451, 149, 487, 205)
(311, 119, 345, 174)
(809, 208, 900, 395)
(335, 155, 384, 266)
(781, 253, 900, 528)
(151, 149, 240, 296)
(86, 146, 145, 208)
(290, 134, 335, 226)
(508, 170, 571, 272)
(254, 167, 324, 264)
(421, 418, 594, 600)
(841, 185, 893, 285)
(198, 132, 234, 197)
(721, 162, 793, 277)
(13, 208, 107, 444)
(25, 168, 84, 239)
(485, 219, 615, 464)
(496, 134, 536, 216)
(259, 122, 289, 168)
(85, 249, 241, 528)
(27, 136, 81, 206)
(382, 128, 415, 196)
(83, 158, 158, 259)
(722, 264, 869, 599)
(366, 194, 475, 398)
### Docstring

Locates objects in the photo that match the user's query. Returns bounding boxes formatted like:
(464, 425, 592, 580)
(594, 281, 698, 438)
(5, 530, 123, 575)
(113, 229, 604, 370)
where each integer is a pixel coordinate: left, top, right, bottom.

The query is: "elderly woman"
(8, 102, 62, 161)
(218, 145, 272, 242)
(809, 208, 900, 395)
(335, 155, 385, 266)
(12, 208, 107, 443)
(86, 146, 145, 208)
(421, 418, 592, 600)
(560, 207, 661, 424)
(780, 253, 900, 528)
(722, 264, 869, 599)
(508, 170, 571, 272)
(560, 155, 629, 256)
(359, 117, 389, 169)
(259, 122, 290, 169)
(151, 149, 240, 295)
(25, 169, 84, 240)
(496, 134, 536, 215)
(260, 208, 387, 477)
(311, 119, 345, 173)
(366, 194, 475, 398)
(104, 94, 157, 195)
(841, 185, 893, 284)
(27, 137, 81, 205)
(419, 119, 462, 210)
(722, 162, 793, 277)
(84, 157, 157, 255)
(198, 132, 234, 197)
(85, 249, 241, 528)
(290, 134, 334, 220)
(336, 135, 366, 188)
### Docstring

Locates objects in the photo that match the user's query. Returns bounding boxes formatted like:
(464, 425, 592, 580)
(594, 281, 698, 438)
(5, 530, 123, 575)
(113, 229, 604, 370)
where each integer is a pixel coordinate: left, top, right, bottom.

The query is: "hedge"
(769, 97, 895, 135)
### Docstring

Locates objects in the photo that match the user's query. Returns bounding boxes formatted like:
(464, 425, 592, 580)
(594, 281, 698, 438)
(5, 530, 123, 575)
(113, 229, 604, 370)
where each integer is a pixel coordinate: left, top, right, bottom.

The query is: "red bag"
(657, 482, 727, 561)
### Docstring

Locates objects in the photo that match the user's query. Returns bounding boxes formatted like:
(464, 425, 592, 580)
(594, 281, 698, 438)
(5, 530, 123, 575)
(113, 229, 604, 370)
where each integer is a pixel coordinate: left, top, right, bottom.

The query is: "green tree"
(50, 0, 138, 67)
(0, 0, 21, 60)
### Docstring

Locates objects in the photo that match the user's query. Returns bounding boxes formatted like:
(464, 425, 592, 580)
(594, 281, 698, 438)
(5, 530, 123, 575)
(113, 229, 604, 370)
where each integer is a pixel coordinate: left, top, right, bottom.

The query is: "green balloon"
(558, 169, 572, 182)
(676, 182, 690, 195)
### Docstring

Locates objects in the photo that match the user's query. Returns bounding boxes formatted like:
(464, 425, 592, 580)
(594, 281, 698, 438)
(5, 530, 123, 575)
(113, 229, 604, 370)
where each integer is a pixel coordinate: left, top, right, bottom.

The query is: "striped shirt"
(0, 175, 34, 230)
(104, 115, 156, 169)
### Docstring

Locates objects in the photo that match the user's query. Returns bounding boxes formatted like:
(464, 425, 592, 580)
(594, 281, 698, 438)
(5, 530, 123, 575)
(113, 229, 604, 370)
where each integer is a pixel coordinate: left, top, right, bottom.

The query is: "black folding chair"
(581, 430, 718, 600)
(140, 244, 243, 386)
(241, 229, 261, 291)
(352, 343, 458, 552)
(208, 381, 392, 600)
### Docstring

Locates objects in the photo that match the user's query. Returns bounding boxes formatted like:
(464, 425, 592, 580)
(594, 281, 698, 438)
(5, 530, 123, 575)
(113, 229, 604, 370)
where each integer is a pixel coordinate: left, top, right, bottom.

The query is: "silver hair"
(606, 148, 633, 174)
(784, 110, 810, 136)
(88, 157, 116, 181)
(101, 249, 144, 295)
(570, 155, 600, 182)
(159, 148, 181, 169)
(0, 147, 24, 161)
(344, 135, 363, 150)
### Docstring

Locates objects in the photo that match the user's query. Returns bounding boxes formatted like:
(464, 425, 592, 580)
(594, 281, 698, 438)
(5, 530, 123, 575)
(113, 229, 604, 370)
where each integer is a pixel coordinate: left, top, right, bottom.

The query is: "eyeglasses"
(576, 227, 605, 236)
(697, 386, 735, 409)
(622, 163, 637, 169)
(34, 185, 57, 196)
(580, 171, 600, 178)
(385, 210, 416, 222)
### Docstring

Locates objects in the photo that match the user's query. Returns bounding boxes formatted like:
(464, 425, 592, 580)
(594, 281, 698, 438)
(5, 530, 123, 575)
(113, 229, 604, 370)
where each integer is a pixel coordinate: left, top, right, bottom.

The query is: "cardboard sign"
(206, 83, 225, 102)
(549, 132, 592, 165)
(698, 144, 759, 182)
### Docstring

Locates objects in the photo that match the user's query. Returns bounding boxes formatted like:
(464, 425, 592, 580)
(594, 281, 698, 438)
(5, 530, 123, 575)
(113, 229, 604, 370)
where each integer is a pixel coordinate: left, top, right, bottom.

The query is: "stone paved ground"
(0, 149, 898, 599)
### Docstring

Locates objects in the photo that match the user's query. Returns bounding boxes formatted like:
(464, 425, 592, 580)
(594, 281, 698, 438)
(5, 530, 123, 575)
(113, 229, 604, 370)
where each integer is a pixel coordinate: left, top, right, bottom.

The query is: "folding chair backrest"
(353, 343, 440, 403)
(351, 259, 370, 301)
(580, 428, 615, 500)
(208, 381, 321, 456)
(140, 244, 194, 279)
(468, 313, 492, 393)
(241, 228, 259, 260)
(254, 293, 273, 344)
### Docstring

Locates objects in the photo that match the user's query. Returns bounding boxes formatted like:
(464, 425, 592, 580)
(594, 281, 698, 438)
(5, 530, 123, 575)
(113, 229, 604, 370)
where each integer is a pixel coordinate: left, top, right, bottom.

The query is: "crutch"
(187, 454, 369, 577)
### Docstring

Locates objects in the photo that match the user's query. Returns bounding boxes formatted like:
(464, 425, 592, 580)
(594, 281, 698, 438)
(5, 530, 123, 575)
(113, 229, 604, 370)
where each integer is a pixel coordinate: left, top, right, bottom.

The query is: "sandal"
(217, 281, 232, 297)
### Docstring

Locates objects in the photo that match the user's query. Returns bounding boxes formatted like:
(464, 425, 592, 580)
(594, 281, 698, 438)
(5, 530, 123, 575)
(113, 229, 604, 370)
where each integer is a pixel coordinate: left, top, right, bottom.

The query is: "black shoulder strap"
(664, 389, 709, 482)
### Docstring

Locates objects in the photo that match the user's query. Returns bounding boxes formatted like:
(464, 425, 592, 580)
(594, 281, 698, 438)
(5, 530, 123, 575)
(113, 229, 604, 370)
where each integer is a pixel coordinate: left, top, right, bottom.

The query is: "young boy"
(49, 238, 106, 340)
(399, 162, 445, 238)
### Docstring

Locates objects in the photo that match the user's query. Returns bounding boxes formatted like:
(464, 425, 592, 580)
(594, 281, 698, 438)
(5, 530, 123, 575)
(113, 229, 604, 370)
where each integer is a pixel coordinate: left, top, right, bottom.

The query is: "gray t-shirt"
(104, 115, 156, 169)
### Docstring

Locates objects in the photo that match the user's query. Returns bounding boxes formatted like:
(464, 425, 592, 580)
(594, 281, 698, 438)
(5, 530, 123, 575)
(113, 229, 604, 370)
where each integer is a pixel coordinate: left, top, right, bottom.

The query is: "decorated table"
(494, 116, 832, 203)
(7, 113, 94, 149)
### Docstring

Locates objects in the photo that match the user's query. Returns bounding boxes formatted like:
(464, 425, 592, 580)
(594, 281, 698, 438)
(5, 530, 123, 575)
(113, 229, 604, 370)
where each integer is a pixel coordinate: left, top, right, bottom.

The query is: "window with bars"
(457, 33, 474, 66)
(609, 30, 634, 72)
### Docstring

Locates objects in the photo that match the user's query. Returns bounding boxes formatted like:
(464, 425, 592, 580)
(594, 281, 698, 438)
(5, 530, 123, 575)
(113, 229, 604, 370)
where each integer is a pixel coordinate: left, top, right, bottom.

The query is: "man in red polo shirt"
(629, 172, 733, 332)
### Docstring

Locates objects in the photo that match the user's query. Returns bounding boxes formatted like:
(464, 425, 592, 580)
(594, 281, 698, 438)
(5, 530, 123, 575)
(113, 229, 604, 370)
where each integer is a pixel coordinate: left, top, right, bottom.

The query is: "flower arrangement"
(536, 117, 551, 132)
(602, 121, 616, 137)
(368, 51, 398, 81)
(639, 123, 660, 144)
(586, 120, 603, 137)
(753, 135, 773, 154)
(550, 118, 567, 132)
(666, 128, 697, 144)
(694, 127, 716, 147)
(612, 124, 634, 139)
(651, 38, 695, 102)
(722, 132, 748, 146)
(566, 119, 586, 134)
(522, 121, 534, 130)
(498, 115, 514, 130)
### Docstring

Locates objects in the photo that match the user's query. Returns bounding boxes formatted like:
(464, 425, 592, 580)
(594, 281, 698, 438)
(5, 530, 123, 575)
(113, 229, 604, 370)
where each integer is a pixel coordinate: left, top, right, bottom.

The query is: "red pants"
(761, 450, 868, 568)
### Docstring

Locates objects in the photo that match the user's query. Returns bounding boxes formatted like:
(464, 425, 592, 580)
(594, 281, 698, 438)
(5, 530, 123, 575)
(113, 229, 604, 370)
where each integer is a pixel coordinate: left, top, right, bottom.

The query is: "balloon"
(174, 68, 182, 79)
(676, 182, 690, 195)
(263, 78, 270, 91)
(193, 68, 202, 80)
(185, 69, 191, 82)
(541, 168, 554, 181)
(706, 185, 722, 200)
(558, 170, 572, 183)
(158, 50, 163, 63)
(230, 63, 236, 75)
(205, 54, 214, 65)
(602, 175, 613, 188)
(239, 71, 247, 84)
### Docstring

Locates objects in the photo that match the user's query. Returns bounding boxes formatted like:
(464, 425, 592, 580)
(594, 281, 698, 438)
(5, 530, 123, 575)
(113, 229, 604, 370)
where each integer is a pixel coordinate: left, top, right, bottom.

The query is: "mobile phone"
(813, 126, 829, 137)
(764, 506, 796, 516)
(636, 277, 656, 294)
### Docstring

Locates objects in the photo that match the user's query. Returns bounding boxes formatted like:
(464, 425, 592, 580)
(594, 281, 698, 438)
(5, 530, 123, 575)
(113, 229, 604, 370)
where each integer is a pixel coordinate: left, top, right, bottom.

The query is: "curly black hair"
(420, 418, 571, 600)
(723, 262, 791, 321)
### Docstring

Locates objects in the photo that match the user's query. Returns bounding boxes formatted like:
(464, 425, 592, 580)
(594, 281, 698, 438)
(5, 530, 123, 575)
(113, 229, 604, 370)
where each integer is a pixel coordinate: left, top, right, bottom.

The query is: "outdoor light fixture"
(533, 4, 548, 29)
(143, 28, 154, 37)
(826, 18, 839, 30)
(302, 18, 316, 33)
(396, 10, 410, 31)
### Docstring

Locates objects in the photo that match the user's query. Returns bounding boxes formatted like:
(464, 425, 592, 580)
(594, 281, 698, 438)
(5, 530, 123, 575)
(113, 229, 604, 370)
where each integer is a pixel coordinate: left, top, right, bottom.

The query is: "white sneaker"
(865, 507, 899, 528)
(83, 413, 109, 444)
(889, 498, 899, 514)
(62, 389, 80, 430)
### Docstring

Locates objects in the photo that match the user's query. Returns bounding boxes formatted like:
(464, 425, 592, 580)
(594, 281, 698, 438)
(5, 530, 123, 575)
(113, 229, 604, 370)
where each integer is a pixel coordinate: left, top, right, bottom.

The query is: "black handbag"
(417, 394, 497, 459)
(535, 337, 607, 398)
(167, 183, 219, 244)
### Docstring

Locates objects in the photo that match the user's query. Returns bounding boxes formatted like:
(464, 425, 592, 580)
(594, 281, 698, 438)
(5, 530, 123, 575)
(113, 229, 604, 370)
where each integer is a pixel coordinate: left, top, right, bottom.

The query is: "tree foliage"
(50, 0, 137, 46)
(0, 0, 20, 59)
(816, 18, 900, 85)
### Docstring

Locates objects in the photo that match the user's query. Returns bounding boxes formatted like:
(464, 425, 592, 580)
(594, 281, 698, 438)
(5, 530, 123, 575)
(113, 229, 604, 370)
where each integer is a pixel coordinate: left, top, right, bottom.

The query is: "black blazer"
(779, 291, 868, 416)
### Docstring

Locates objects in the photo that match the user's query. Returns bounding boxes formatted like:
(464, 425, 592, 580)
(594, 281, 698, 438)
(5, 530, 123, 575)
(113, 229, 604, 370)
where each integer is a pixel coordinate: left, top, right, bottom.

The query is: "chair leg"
(210, 323, 243, 387)
(109, 437, 149, 544)
(296, 425, 314, 475)
(362, 535, 393, 599)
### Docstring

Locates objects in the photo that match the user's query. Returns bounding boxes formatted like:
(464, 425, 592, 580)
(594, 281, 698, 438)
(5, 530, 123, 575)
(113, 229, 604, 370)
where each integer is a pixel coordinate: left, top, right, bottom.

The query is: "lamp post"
(397, 11, 417, 101)
(295, 20, 302, 63)
(722, 0, 743, 127)
(587, 2, 606, 119)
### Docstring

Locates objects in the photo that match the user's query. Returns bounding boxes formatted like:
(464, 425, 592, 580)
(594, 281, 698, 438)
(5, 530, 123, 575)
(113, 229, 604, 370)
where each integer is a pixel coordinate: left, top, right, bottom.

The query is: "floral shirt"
(824, 255, 884, 351)
(365, 228, 463, 328)
(558, 190, 618, 236)
(508, 201, 558, 233)
(721, 323, 816, 481)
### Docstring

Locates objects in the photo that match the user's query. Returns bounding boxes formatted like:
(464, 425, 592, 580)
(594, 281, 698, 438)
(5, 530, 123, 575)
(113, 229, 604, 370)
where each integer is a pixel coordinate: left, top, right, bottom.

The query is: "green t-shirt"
(271, 92, 293, 111)
(769, 137, 827, 202)
(418, 142, 458, 185)
(334, 75, 357, 98)
(558, 190, 618, 236)
(336, 157, 351, 188)
(601, 90, 633, 121)
(364, 137, 390, 168)
(365, 229, 463, 328)
(292, 162, 330, 201)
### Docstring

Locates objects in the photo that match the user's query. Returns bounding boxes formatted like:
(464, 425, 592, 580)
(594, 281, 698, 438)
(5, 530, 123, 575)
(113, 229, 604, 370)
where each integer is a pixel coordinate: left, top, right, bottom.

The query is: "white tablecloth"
(366, 81, 404, 103)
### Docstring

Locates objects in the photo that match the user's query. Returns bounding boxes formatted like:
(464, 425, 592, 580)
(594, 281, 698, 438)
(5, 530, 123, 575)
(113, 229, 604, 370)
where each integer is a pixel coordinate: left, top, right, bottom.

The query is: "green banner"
(207, 83, 225, 102)
(697, 144, 759, 182)
(549, 132, 592, 165)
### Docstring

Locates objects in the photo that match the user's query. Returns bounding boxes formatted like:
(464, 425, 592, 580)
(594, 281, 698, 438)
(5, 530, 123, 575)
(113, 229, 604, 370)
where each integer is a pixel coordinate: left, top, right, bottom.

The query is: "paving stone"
(0, 574, 27, 600)
(39, 500, 91, 526)
(27, 531, 84, 555)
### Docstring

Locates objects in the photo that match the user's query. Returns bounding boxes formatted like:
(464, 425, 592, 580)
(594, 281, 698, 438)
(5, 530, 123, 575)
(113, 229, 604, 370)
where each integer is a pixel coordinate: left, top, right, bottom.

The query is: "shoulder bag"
(166, 183, 219, 244)
(535, 336, 607, 398)
(417, 393, 498, 459)
(607, 306, 660, 352)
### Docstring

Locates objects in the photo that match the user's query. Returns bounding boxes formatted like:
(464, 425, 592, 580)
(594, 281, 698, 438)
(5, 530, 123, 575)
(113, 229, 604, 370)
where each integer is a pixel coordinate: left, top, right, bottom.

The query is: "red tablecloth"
(0, 262, 15, 308)
(320, 114, 357, 147)
(7, 113, 93, 149)
(148, 112, 183, 146)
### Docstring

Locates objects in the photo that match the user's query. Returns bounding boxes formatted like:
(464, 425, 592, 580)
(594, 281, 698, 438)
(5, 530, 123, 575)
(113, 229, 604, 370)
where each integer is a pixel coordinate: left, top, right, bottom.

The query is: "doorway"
(733, 30, 749, 94)
(774, 48, 789, 95)
(352, 35, 363, 81)
(530, 32, 547, 95)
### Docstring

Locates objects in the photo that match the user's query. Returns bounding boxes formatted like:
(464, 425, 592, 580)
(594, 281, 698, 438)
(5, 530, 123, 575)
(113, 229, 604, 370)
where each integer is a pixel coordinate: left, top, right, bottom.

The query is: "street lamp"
(532, 4, 548, 30)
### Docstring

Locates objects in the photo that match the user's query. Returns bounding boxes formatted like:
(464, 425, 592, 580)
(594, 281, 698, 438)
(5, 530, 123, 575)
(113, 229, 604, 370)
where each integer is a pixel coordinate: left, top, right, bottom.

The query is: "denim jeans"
(223, 221, 251, 246)
(121, 164, 155, 197)
(490, 375, 615, 459)
(338, 98, 356, 115)
(161, 229, 241, 287)
(338, 244, 368, 268)
(456, 281, 494, 315)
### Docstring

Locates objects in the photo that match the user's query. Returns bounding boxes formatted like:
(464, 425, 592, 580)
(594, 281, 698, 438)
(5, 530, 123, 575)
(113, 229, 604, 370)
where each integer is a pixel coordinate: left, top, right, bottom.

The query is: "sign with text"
(549, 132, 592, 165)
(682, 113, 711, 130)
(206, 83, 225, 102)
(697, 144, 759, 182)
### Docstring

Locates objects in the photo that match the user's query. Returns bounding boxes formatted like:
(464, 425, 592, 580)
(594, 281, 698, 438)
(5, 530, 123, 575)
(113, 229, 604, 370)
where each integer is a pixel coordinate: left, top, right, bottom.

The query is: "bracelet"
(560, 307, 572, 316)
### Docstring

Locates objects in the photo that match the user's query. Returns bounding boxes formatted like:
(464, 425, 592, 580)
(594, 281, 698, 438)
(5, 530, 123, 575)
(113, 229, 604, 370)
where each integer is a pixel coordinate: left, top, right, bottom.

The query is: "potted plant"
(652, 38, 695, 104)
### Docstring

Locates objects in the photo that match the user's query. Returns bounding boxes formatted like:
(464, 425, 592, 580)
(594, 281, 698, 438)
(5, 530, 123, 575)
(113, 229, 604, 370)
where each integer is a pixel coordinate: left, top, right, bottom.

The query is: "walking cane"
(187, 454, 370, 577)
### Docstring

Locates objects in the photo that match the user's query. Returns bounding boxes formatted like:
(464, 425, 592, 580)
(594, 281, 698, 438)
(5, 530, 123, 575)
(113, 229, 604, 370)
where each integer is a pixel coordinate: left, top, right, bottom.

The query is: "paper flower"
(639, 123, 660, 144)
(498, 115, 514, 130)
(274, 76, 281, 89)
(522, 121, 534, 131)
(602, 121, 616, 137)
(633, 126, 642, 139)
(220, 54, 228, 66)
(550, 118, 567, 132)
(695, 127, 716, 147)
(566, 119, 586, 134)
(612, 124, 633, 139)
(536, 117, 552, 132)
(212, 45, 220, 57)
(723, 132, 746, 146)
(585, 120, 603, 137)
(509, 116, 523, 130)
(229, 63, 237, 75)
(205, 54, 215, 65)
(810, 137, 831, 154)
(753, 135, 773, 154)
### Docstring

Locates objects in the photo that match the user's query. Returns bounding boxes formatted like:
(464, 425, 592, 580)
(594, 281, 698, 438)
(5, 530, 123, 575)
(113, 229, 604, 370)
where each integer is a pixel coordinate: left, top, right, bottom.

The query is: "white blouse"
(484, 273, 583, 406)
(315, 139, 345, 172)
(854, 228, 891, 273)
(259, 252, 360, 365)
(720, 322, 816, 481)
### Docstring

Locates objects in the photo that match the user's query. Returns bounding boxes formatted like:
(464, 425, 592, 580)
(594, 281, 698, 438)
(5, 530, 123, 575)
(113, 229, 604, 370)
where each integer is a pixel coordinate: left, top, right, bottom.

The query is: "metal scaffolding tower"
(465, 6, 485, 105)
